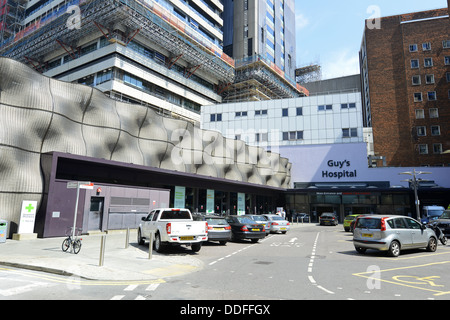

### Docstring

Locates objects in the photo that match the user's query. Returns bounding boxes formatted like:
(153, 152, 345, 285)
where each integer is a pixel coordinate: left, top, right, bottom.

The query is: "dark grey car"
(194, 215, 232, 245)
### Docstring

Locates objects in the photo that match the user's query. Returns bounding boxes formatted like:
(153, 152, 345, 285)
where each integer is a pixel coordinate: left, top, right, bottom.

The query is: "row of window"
(409, 40, 450, 52)
(415, 108, 439, 119)
(219, 103, 358, 121)
(410, 56, 450, 69)
(76, 67, 201, 112)
(418, 144, 443, 155)
(416, 125, 441, 137)
(413, 91, 437, 102)
(233, 127, 359, 143)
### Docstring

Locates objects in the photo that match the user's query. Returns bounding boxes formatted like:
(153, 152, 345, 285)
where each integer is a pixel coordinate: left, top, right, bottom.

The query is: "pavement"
(0, 223, 311, 282)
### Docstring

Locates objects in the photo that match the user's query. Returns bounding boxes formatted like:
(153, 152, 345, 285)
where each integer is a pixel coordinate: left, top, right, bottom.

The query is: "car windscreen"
(160, 210, 191, 219)
(206, 218, 228, 225)
(441, 211, 450, 219)
(251, 216, 267, 221)
(428, 209, 444, 217)
(271, 216, 284, 220)
(236, 216, 256, 224)
(355, 218, 381, 229)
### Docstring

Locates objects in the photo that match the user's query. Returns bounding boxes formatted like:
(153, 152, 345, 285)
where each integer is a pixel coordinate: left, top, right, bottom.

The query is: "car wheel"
(191, 243, 202, 252)
(426, 237, 437, 252)
(154, 232, 164, 253)
(251, 238, 259, 243)
(355, 247, 366, 254)
(219, 241, 227, 245)
(137, 229, 145, 245)
(388, 240, 400, 257)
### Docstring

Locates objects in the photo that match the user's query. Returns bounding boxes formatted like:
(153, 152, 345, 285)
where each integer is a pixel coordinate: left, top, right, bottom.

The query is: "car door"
(405, 217, 428, 248)
(142, 210, 155, 236)
(391, 218, 413, 248)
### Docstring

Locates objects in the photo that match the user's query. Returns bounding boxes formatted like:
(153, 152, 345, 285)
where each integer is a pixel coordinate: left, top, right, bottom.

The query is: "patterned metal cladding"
(0, 57, 291, 229)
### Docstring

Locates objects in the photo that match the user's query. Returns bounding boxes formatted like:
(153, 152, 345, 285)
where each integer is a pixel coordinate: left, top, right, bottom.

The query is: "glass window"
(411, 59, 419, 68)
(419, 144, 428, 154)
(414, 92, 422, 102)
(415, 109, 424, 119)
(424, 58, 433, 67)
(405, 218, 421, 229)
(429, 108, 439, 118)
(431, 125, 440, 136)
(433, 144, 442, 154)
(422, 42, 431, 51)
(417, 126, 426, 136)
(282, 108, 289, 117)
(427, 91, 437, 101)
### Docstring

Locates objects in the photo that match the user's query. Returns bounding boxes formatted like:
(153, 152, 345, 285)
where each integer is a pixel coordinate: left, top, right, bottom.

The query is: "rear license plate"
(362, 233, 373, 238)
(251, 228, 260, 231)
(180, 236, 194, 241)
(280, 227, 286, 230)
(213, 228, 224, 231)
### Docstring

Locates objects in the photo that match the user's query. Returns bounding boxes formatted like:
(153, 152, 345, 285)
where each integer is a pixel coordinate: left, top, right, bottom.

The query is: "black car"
(435, 210, 450, 237)
(319, 212, 339, 226)
(225, 215, 266, 243)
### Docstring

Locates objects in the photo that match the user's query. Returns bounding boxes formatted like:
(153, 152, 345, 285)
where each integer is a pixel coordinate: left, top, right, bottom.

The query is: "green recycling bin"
(0, 220, 7, 243)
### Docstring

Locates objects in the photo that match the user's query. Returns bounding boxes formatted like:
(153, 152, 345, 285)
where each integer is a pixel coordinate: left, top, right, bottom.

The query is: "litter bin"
(0, 220, 7, 243)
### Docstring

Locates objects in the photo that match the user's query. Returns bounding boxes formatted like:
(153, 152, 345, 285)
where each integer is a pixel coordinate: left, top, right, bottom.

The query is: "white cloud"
(296, 13, 309, 30)
(321, 49, 360, 79)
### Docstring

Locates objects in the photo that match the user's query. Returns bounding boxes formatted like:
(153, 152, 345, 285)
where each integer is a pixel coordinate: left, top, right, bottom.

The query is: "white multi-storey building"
(0, 0, 235, 125)
(201, 91, 364, 148)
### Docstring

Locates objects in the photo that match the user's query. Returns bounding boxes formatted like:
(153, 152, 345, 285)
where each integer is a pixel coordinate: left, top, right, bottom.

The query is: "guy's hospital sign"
(322, 159, 357, 180)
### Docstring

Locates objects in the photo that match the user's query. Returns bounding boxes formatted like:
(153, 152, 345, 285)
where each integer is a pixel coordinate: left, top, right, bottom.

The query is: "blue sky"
(295, 0, 449, 79)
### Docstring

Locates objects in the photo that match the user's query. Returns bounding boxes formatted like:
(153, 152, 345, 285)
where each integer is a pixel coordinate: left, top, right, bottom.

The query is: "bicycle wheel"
(73, 239, 82, 254)
(62, 238, 71, 252)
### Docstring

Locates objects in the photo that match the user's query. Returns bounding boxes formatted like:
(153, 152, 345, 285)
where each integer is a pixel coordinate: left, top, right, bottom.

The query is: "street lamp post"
(399, 169, 431, 220)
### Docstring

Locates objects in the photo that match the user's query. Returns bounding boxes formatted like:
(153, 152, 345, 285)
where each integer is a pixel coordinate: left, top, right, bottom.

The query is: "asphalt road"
(2, 224, 450, 302)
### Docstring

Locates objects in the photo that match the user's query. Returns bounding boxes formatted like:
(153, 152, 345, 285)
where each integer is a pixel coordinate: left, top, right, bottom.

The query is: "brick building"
(360, 8, 450, 167)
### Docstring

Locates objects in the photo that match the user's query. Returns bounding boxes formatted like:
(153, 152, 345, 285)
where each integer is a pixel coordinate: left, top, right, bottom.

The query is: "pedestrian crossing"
(110, 283, 161, 300)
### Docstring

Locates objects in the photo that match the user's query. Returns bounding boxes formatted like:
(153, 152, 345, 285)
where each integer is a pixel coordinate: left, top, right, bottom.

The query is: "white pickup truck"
(138, 208, 208, 252)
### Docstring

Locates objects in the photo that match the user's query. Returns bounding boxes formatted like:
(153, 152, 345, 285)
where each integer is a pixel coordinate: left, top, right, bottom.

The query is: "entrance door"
(88, 197, 104, 231)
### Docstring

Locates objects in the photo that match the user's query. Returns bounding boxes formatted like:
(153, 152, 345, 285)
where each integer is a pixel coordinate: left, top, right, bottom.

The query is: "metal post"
(125, 228, 130, 249)
(72, 183, 81, 239)
(148, 232, 153, 260)
(99, 235, 106, 266)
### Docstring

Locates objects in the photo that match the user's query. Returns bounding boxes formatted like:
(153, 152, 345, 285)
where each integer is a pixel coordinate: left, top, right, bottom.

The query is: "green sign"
(206, 189, 214, 213)
(174, 186, 186, 209)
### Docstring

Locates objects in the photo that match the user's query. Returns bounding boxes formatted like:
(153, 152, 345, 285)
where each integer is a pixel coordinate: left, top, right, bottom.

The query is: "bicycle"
(62, 227, 82, 254)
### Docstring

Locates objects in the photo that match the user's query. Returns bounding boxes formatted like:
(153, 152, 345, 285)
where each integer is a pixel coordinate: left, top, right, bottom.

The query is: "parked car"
(353, 215, 438, 257)
(343, 214, 360, 232)
(196, 215, 232, 245)
(434, 210, 450, 237)
(225, 215, 266, 243)
(319, 212, 339, 226)
(245, 214, 270, 235)
(138, 208, 208, 253)
(293, 213, 310, 223)
(263, 214, 290, 234)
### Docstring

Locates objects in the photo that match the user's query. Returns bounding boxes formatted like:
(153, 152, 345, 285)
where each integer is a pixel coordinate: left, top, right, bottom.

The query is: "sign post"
(67, 181, 93, 238)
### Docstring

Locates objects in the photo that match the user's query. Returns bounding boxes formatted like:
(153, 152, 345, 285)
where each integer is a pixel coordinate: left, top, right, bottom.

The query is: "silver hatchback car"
(353, 215, 438, 257)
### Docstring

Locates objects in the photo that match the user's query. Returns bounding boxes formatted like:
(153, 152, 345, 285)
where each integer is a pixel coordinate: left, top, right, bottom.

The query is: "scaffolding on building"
(295, 64, 321, 84)
(0, 0, 26, 44)
(0, 0, 235, 83)
(220, 55, 309, 103)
